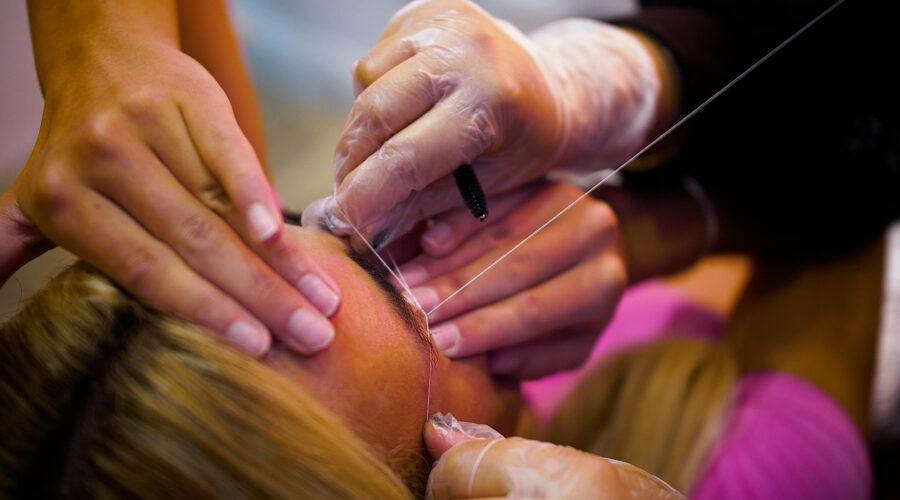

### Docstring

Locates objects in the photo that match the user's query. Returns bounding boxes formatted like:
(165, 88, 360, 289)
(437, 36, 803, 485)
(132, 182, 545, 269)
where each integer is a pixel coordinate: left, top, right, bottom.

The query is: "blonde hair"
(535, 338, 738, 493)
(0, 263, 412, 499)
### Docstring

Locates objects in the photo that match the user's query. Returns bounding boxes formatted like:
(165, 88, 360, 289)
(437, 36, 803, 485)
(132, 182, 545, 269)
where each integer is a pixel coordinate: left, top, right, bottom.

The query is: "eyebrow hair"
(281, 211, 431, 347)
(343, 249, 431, 347)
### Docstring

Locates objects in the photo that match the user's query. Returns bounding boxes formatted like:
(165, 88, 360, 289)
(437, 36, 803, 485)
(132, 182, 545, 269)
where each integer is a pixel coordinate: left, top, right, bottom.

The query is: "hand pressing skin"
(395, 183, 625, 380)
(9, 1, 340, 356)
(424, 413, 686, 499)
(321, 0, 661, 245)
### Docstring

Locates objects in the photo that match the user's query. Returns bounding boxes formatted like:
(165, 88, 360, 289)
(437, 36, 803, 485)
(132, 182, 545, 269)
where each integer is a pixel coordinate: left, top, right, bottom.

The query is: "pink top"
(522, 280, 873, 500)
(522, 280, 724, 424)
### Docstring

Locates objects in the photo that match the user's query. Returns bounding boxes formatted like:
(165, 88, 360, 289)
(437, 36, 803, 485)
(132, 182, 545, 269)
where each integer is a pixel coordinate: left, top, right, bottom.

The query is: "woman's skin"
(267, 225, 521, 463)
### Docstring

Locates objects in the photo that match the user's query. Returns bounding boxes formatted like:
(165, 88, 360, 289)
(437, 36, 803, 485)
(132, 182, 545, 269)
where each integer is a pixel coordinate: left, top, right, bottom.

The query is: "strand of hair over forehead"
(334, 0, 845, 421)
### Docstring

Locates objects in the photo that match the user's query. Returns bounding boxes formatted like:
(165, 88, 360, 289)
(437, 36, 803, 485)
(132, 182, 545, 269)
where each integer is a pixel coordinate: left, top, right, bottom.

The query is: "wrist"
(27, 0, 179, 96)
(617, 27, 684, 171)
(587, 176, 710, 282)
(528, 19, 661, 170)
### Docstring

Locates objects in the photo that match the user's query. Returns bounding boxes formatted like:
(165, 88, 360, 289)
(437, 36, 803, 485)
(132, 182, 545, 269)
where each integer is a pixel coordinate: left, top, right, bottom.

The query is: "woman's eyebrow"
(343, 249, 431, 346)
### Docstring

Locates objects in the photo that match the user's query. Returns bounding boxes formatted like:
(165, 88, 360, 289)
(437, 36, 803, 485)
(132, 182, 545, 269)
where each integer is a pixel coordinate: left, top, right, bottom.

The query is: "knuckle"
(196, 179, 233, 215)
(378, 141, 422, 186)
(439, 272, 469, 300)
(581, 200, 615, 227)
(464, 107, 496, 153)
(605, 256, 627, 291)
(247, 268, 285, 304)
(82, 111, 127, 157)
(354, 91, 383, 125)
(586, 256, 626, 301)
(580, 201, 618, 242)
(187, 293, 231, 332)
(120, 245, 166, 292)
(253, 230, 294, 271)
(505, 247, 538, 276)
(477, 223, 511, 249)
(30, 162, 73, 213)
(353, 56, 374, 86)
(517, 290, 542, 326)
(177, 213, 221, 254)
(123, 86, 168, 124)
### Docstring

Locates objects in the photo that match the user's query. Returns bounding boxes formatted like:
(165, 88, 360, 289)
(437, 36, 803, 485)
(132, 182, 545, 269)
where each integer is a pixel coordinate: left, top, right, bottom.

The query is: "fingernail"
(297, 274, 341, 317)
(491, 354, 523, 375)
(226, 320, 270, 357)
(422, 222, 452, 251)
(248, 203, 279, 241)
(287, 309, 335, 352)
(407, 287, 439, 312)
(400, 264, 429, 288)
(430, 323, 459, 355)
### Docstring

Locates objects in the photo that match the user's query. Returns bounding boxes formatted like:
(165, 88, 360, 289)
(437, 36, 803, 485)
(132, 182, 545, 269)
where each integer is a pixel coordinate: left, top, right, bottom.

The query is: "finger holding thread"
(398, 182, 602, 294)
(429, 254, 624, 359)
(412, 203, 609, 324)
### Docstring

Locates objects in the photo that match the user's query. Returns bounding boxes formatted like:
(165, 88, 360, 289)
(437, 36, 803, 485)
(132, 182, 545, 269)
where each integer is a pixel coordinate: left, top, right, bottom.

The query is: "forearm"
(27, 1, 179, 96)
(176, 0, 268, 169)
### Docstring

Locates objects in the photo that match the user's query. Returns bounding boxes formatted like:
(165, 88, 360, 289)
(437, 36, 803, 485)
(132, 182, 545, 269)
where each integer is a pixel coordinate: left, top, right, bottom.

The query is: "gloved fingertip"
(302, 197, 356, 238)
(425, 413, 504, 459)
(425, 414, 467, 459)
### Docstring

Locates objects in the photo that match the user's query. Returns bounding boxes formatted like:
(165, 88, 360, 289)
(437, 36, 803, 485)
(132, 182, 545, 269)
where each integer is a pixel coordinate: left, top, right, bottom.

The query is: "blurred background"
(0, 0, 635, 319)
(0, 1, 898, 497)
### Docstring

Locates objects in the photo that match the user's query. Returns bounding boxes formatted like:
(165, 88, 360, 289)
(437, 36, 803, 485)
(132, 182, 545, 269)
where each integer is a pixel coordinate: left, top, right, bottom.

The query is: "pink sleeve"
(691, 372, 872, 500)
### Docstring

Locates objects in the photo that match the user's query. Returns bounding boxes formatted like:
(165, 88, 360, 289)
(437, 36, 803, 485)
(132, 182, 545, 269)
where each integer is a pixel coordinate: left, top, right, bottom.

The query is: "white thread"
(425, 0, 847, 317)
(467, 438, 501, 497)
(332, 199, 437, 422)
(386, 249, 437, 421)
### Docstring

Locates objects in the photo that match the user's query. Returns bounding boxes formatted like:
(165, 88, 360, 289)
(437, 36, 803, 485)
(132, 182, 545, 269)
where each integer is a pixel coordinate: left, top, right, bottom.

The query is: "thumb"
(424, 412, 504, 460)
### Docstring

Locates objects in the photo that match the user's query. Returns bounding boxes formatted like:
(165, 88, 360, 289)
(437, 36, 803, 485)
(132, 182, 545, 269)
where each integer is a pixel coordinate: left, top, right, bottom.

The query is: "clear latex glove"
(425, 413, 686, 499)
(317, 0, 660, 246)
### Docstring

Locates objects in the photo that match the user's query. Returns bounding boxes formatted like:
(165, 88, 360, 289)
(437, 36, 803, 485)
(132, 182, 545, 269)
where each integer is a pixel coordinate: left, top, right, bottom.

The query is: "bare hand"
(14, 5, 340, 356)
(395, 183, 625, 379)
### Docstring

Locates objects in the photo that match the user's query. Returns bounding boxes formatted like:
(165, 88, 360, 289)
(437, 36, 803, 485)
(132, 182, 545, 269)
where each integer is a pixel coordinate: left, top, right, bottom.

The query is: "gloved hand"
(394, 182, 625, 379)
(10, 1, 340, 356)
(424, 412, 686, 499)
(315, 0, 660, 246)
